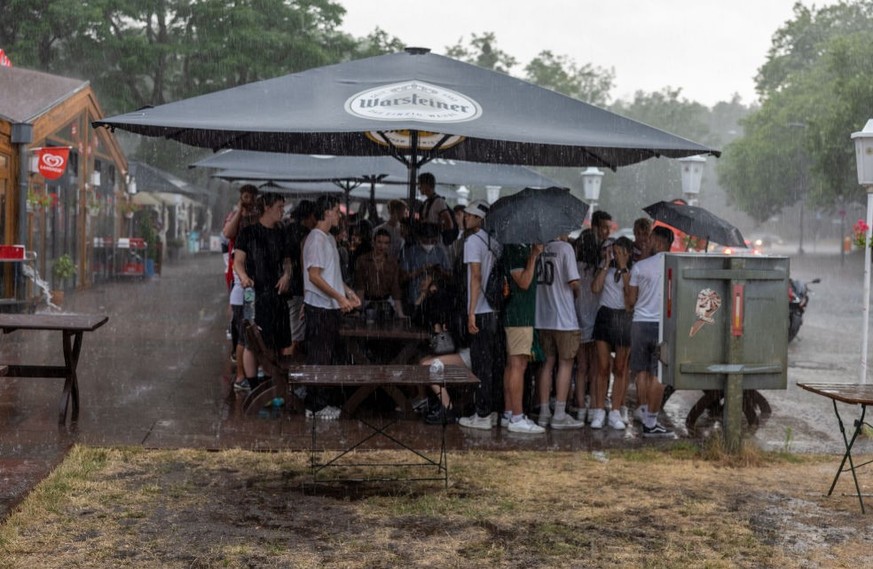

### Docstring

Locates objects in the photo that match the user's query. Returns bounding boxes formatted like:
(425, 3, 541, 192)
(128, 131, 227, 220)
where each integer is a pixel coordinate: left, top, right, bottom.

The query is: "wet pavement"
(1, 242, 872, 518)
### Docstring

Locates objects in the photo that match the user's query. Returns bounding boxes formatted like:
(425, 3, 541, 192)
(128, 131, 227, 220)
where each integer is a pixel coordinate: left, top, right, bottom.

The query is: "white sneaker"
(633, 406, 647, 424)
(549, 414, 584, 430)
(608, 409, 626, 430)
(507, 416, 546, 434)
(590, 408, 606, 429)
(459, 413, 494, 430)
(620, 405, 629, 424)
(491, 411, 510, 428)
(575, 407, 588, 423)
(536, 410, 552, 427)
(305, 405, 341, 420)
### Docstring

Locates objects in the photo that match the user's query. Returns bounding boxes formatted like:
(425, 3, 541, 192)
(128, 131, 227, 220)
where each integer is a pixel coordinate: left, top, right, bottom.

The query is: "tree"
(719, 1, 873, 222)
(444, 32, 517, 73)
(523, 50, 614, 106)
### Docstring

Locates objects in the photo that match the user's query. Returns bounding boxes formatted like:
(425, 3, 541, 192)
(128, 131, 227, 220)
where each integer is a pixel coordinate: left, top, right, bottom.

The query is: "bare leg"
(575, 342, 596, 409)
(593, 340, 612, 409)
(537, 354, 557, 411)
(242, 347, 258, 379)
(610, 346, 630, 411)
(554, 357, 575, 407)
(505, 354, 528, 416)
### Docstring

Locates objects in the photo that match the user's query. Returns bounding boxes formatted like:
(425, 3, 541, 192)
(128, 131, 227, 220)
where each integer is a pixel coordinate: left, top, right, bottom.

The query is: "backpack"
(475, 233, 510, 312)
(421, 194, 458, 247)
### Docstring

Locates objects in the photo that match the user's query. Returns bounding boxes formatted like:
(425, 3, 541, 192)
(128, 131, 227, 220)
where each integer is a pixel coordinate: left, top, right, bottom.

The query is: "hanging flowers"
(854, 219, 870, 248)
(118, 200, 140, 218)
(26, 189, 52, 210)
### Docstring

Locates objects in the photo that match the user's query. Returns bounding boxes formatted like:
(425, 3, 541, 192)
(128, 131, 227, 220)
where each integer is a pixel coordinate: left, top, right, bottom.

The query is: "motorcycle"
(788, 277, 820, 342)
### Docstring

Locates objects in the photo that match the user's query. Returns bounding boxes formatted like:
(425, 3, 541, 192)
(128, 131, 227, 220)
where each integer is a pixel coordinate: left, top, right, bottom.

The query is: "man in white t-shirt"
(417, 172, 455, 246)
(458, 200, 505, 430)
(534, 236, 584, 429)
(302, 195, 362, 419)
(627, 226, 674, 437)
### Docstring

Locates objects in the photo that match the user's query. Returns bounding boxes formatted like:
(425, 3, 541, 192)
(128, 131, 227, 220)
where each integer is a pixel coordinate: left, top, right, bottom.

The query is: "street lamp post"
(852, 119, 873, 384)
(678, 155, 706, 206)
(581, 167, 603, 225)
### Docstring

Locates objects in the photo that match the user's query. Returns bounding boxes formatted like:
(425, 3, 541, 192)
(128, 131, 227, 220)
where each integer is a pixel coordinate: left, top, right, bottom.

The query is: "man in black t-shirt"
(233, 192, 292, 391)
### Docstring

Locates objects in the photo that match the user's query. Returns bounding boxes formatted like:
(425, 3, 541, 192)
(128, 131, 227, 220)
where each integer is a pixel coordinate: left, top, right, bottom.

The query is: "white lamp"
(581, 167, 603, 224)
(852, 119, 873, 384)
(90, 170, 101, 187)
(456, 185, 470, 206)
(679, 155, 706, 205)
(127, 177, 137, 195)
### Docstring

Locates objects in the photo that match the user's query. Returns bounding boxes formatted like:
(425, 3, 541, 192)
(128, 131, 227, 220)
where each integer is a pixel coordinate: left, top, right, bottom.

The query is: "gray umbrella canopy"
(486, 187, 589, 244)
(190, 150, 560, 188)
(96, 48, 718, 170)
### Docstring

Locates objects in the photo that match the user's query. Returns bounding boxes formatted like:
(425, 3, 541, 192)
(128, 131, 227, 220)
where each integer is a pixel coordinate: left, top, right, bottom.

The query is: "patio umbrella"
(190, 150, 560, 188)
(94, 48, 719, 209)
(643, 201, 746, 248)
(485, 187, 589, 244)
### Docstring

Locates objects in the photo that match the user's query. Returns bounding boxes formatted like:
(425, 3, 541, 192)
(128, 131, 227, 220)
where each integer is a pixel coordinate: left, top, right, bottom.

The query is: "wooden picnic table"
(798, 382, 873, 513)
(340, 316, 429, 365)
(0, 313, 109, 424)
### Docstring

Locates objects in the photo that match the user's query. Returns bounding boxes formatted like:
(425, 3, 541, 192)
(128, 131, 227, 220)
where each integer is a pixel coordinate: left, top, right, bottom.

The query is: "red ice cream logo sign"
(36, 147, 70, 180)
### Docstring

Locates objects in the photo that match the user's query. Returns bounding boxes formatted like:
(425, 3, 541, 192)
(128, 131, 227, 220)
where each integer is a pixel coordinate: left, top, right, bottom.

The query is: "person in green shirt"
(501, 243, 545, 434)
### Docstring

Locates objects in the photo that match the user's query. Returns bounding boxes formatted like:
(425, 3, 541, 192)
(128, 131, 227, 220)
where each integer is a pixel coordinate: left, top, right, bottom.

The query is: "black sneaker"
(424, 405, 457, 425)
(642, 423, 673, 437)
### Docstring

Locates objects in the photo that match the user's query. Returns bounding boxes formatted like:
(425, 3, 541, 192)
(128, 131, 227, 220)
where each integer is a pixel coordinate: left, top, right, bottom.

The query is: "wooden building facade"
(0, 66, 130, 308)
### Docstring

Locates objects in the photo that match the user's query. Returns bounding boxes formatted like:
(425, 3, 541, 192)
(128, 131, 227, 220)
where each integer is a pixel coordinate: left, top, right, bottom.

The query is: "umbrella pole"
(407, 130, 419, 218)
(861, 193, 873, 384)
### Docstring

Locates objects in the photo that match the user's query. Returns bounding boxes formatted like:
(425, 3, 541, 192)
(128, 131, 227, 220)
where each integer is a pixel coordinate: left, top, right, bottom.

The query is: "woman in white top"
(590, 236, 634, 430)
(573, 229, 601, 422)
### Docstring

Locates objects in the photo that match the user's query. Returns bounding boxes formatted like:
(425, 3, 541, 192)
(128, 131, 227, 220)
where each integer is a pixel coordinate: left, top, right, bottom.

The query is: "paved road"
(1, 243, 870, 518)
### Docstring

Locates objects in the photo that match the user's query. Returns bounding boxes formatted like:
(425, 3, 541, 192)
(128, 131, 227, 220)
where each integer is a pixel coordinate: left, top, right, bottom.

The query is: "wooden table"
(340, 316, 429, 365)
(288, 364, 479, 487)
(0, 313, 109, 424)
(798, 382, 873, 513)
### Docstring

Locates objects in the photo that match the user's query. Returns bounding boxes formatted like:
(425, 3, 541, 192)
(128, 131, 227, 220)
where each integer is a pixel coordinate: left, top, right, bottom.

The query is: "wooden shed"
(0, 66, 130, 309)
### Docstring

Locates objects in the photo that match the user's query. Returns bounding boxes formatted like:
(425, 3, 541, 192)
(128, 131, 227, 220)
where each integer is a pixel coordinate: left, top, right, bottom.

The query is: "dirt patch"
(1, 446, 872, 568)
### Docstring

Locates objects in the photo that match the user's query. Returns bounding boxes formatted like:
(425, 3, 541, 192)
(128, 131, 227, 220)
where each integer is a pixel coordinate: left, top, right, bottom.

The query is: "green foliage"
(719, 1, 873, 221)
(523, 50, 614, 106)
(445, 32, 518, 73)
(52, 254, 77, 280)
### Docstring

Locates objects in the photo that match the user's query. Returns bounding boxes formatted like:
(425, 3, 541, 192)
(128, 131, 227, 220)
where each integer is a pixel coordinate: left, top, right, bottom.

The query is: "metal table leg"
(827, 400, 869, 513)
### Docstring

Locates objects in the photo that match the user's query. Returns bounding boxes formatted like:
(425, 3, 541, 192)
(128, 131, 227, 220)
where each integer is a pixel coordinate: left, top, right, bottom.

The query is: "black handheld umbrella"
(643, 201, 746, 248)
(485, 187, 589, 244)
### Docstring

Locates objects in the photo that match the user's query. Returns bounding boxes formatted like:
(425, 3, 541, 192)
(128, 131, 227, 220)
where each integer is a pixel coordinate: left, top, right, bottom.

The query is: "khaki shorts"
(538, 329, 581, 360)
(505, 326, 534, 357)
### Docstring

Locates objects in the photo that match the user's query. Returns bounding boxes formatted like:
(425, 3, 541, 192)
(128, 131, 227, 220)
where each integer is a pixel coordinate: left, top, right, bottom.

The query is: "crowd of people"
(221, 174, 675, 436)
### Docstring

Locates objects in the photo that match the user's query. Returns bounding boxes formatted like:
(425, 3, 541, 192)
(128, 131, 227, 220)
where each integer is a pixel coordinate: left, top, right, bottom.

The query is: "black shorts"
(593, 306, 632, 348)
(630, 321, 659, 375)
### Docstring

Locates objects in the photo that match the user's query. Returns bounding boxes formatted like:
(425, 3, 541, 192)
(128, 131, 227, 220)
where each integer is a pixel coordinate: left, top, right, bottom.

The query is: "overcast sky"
(339, 0, 837, 108)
